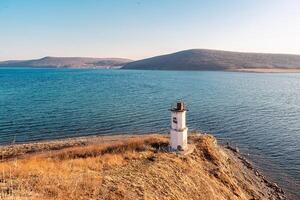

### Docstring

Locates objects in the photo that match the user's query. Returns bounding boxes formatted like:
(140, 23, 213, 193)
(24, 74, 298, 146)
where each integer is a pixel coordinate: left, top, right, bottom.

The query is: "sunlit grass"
(0, 136, 168, 200)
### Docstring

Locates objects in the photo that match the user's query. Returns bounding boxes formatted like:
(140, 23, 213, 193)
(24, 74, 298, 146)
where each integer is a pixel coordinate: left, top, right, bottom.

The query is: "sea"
(0, 67, 299, 198)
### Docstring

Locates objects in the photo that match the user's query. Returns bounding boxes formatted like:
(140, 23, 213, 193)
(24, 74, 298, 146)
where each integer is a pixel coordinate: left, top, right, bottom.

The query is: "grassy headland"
(0, 133, 287, 200)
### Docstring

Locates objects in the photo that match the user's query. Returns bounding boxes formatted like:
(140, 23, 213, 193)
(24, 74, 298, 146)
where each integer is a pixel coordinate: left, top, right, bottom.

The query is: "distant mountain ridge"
(0, 56, 132, 68)
(3, 49, 300, 71)
(122, 49, 300, 71)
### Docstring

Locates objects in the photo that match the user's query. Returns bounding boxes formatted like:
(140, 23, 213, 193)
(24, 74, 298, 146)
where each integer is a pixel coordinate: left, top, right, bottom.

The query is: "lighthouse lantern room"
(170, 101, 188, 151)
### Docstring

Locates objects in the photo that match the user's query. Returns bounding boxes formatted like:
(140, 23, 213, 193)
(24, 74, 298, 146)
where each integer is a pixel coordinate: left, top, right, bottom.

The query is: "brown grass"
(49, 137, 168, 160)
(0, 134, 284, 200)
(0, 136, 168, 200)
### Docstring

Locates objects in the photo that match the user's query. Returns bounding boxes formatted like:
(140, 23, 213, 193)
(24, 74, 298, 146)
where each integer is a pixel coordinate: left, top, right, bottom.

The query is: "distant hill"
(0, 57, 132, 68)
(122, 49, 300, 72)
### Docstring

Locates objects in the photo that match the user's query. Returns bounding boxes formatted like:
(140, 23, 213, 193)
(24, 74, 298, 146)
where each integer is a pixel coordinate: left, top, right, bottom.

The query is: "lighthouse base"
(170, 128, 188, 151)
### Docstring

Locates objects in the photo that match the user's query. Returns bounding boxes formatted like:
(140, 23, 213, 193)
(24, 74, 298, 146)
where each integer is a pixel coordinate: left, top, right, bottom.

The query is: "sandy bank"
(0, 133, 287, 200)
(229, 68, 300, 73)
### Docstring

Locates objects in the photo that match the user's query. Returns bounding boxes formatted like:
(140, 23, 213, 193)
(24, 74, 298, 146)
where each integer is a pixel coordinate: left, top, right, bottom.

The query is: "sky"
(0, 0, 300, 61)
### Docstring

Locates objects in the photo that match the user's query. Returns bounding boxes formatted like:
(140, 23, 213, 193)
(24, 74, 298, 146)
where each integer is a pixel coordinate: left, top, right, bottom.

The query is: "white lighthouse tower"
(170, 101, 188, 151)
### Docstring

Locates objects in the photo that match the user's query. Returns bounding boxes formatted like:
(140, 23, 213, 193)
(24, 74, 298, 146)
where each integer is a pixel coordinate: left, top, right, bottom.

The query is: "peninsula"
(0, 133, 287, 200)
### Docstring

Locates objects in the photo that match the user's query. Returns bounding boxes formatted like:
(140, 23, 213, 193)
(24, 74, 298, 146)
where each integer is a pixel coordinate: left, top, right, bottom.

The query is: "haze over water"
(0, 68, 300, 198)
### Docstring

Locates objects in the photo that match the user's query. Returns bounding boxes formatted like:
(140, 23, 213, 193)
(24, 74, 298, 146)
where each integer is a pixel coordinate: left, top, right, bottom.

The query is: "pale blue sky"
(0, 0, 300, 60)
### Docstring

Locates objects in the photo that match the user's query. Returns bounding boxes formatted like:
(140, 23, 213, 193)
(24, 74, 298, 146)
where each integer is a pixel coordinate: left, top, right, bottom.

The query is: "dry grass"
(0, 134, 284, 200)
(0, 136, 168, 200)
(49, 136, 168, 160)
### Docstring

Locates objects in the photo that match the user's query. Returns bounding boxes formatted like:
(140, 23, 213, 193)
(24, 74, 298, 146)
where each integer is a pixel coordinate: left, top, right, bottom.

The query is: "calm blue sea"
(0, 67, 299, 198)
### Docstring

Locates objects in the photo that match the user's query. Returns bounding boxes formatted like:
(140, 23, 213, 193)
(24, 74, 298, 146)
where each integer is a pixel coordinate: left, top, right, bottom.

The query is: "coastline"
(0, 133, 151, 161)
(0, 133, 288, 200)
(2, 66, 300, 74)
(224, 145, 286, 199)
(228, 68, 300, 73)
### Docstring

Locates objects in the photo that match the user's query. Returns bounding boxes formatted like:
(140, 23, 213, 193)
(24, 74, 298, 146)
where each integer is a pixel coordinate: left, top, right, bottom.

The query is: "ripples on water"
(0, 68, 299, 198)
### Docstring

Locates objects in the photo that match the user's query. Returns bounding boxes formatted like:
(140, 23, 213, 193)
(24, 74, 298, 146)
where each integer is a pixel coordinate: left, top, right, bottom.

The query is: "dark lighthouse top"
(171, 101, 188, 112)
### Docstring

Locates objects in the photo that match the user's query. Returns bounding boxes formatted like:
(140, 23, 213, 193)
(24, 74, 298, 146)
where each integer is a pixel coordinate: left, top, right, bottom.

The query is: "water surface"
(0, 68, 299, 198)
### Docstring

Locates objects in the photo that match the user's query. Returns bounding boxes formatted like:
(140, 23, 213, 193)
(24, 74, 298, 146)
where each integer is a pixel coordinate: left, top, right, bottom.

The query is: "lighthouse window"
(173, 117, 177, 124)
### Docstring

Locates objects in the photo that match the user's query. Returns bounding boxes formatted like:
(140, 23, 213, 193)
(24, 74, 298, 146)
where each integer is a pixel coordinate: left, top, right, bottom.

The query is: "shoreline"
(0, 133, 152, 161)
(227, 68, 300, 73)
(224, 145, 286, 199)
(0, 133, 288, 199)
(2, 66, 300, 73)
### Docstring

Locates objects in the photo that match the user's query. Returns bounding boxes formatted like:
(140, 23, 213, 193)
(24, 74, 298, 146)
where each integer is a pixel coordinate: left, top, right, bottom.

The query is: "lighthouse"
(170, 101, 188, 151)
